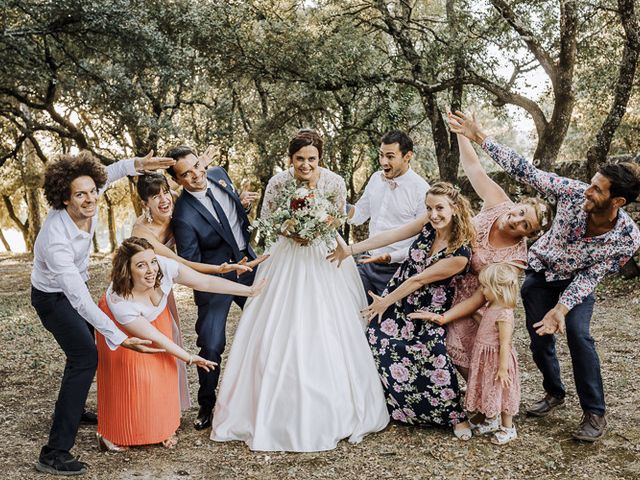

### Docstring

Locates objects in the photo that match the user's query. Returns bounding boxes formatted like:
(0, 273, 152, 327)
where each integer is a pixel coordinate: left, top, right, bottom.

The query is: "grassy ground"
(0, 253, 639, 479)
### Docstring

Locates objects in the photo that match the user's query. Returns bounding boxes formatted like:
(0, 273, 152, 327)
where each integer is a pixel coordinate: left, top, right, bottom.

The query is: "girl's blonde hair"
(478, 262, 521, 309)
(426, 182, 476, 254)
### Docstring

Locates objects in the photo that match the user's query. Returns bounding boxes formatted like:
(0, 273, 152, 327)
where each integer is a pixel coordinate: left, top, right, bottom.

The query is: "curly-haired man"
(31, 150, 174, 476)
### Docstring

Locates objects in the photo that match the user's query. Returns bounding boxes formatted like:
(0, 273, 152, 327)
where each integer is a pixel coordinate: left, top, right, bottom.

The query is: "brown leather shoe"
(572, 412, 607, 442)
(526, 393, 565, 417)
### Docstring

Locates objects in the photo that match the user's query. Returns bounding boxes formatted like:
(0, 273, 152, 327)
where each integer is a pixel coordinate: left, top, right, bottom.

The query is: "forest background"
(1, 0, 639, 254)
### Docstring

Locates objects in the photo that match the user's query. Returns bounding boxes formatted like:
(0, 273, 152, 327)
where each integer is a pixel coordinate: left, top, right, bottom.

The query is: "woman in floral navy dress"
(329, 182, 476, 439)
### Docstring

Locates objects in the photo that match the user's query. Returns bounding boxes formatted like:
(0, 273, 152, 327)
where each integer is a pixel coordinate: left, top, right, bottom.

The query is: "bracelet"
(187, 355, 194, 366)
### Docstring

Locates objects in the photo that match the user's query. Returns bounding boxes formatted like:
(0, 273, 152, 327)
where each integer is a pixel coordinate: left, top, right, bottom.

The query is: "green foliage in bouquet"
(254, 180, 346, 247)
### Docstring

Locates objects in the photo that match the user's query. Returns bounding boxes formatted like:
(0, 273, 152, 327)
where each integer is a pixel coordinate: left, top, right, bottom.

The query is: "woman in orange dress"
(95, 237, 266, 450)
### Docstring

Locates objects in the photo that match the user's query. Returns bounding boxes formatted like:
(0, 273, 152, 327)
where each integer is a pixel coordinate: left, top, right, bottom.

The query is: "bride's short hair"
(288, 129, 323, 160)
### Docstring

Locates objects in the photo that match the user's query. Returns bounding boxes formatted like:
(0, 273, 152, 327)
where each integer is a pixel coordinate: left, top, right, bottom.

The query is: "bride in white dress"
(211, 130, 389, 452)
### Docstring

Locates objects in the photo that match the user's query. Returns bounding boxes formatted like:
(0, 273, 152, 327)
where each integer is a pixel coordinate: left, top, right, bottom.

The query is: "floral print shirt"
(482, 138, 640, 310)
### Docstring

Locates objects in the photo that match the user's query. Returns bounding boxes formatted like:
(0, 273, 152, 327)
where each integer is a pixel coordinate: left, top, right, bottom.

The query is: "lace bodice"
(260, 167, 347, 219)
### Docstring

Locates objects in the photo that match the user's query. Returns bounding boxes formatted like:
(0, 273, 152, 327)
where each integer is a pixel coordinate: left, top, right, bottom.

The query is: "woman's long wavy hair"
(427, 182, 476, 254)
(111, 237, 163, 298)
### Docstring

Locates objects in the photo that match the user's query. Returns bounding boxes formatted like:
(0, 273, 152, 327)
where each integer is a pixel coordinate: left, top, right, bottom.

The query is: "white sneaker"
(469, 416, 500, 435)
(491, 426, 517, 445)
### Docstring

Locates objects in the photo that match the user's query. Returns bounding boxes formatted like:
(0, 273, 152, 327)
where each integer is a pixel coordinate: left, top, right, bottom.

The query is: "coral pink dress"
(464, 307, 520, 417)
(95, 256, 186, 446)
(447, 202, 527, 368)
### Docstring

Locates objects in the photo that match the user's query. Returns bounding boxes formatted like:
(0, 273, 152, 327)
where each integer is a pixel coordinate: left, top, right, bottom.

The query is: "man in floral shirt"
(449, 112, 640, 442)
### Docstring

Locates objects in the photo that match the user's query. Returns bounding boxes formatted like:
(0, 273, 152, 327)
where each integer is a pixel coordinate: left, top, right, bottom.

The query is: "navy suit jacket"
(172, 167, 256, 306)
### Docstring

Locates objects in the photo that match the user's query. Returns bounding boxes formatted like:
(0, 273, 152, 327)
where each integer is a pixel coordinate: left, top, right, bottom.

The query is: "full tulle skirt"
(211, 237, 389, 452)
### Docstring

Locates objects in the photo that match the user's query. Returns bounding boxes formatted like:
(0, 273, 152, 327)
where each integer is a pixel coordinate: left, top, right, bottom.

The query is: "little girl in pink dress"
(409, 262, 521, 444)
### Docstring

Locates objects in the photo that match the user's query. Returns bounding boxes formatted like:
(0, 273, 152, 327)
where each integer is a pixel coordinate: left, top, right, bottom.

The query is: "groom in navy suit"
(167, 146, 258, 430)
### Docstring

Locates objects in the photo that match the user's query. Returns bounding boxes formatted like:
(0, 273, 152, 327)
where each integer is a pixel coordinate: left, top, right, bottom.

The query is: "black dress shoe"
(572, 412, 607, 442)
(80, 411, 97, 425)
(526, 393, 565, 417)
(194, 408, 213, 430)
(36, 447, 87, 476)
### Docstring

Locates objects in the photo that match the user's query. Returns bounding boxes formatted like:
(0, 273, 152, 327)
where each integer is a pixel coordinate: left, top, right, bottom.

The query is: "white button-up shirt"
(31, 159, 137, 349)
(349, 168, 430, 263)
(186, 180, 247, 251)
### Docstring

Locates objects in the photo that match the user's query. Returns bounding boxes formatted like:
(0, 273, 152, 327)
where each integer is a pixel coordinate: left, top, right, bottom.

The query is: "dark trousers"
(358, 262, 402, 303)
(196, 268, 256, 413)
(31, 287, 98, 453)
(521, 270, 604, 415)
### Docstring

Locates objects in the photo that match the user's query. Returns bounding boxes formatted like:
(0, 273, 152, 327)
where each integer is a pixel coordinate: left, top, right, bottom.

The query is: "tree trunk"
(21, 135, 43, 248)
(0, 228, 11, 252)
(447, 0, 464, 180)
(424, 93, 458, 182)
(2, 194, 30, 250)
(25, 187, 42, 249)
(104, 192, 118, 252)
(128, 177, 143, 216)
(585, 0, 640, 176)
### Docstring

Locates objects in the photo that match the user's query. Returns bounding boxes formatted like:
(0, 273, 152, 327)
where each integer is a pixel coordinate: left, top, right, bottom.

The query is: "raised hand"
(240, 190, 259, 209)
(407, 310, 446, 324)
(326, 235, 350, 267)
(121, 337, 166, 354)
(199, 145, 216, 167)
(447, 111, 486, 145)
(359, 253, 391, 265)
(134, 150, 176, 172)
(361, 291, 389, 324)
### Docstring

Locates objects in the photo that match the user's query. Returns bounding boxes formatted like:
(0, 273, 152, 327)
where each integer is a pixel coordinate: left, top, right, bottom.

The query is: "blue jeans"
(521, 270, 604, 415)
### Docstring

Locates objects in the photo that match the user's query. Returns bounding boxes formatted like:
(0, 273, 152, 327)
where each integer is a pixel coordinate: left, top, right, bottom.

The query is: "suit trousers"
(196, 268, 256, 412)
(357, 261, 402, 304)
(31, 287, 98, 453)
(521, 270, 604, 415)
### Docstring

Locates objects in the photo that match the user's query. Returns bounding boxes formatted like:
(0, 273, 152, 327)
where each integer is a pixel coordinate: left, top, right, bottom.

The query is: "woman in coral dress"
(95, 237, 265, 450)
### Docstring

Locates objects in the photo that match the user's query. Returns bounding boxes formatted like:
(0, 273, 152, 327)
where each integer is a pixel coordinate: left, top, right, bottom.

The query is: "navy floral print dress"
(367, 223, 471, 427)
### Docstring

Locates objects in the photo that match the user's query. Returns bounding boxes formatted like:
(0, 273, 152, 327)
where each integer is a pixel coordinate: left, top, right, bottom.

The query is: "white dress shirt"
(186, 180, 247, 251)
(31, 159, 137, 350)
(349, 168, 430, 263)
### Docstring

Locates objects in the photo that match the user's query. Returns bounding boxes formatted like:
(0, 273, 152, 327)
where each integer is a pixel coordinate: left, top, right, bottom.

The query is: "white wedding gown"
(211, 168, 389, 452)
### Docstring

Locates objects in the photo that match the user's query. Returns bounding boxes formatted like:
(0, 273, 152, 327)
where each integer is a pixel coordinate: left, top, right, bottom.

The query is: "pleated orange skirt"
(96, 295, 180, 446)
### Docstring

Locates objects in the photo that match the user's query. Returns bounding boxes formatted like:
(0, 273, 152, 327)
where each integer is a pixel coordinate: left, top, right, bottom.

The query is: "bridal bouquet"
(254, 181, 345, 247)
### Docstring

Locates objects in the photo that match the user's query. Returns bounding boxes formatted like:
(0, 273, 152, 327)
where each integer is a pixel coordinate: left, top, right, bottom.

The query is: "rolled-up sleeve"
(349, 182, 372, 226)
(48, 241, 127, 349)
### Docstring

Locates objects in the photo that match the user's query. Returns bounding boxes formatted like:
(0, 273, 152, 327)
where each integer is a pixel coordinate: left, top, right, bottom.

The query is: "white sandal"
(453, 422, 473, 441)
(469, 416, 500, 435)
(491, 426, 517, 445)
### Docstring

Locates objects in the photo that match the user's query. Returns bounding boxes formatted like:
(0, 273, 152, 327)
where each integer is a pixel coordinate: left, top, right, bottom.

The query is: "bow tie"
(382, 176, 398, 190)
